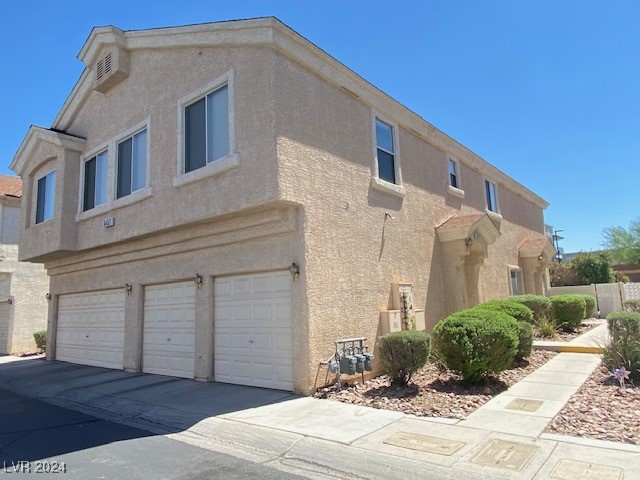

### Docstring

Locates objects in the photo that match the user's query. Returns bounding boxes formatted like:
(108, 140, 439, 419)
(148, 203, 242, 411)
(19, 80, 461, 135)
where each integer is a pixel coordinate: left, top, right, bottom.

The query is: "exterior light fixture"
(45, 293, 52, 302)
(538, 254, 544, 261)
(289, 262, 300, 280)
(125, 284, 133, 295)
(195, 273, 203, 289)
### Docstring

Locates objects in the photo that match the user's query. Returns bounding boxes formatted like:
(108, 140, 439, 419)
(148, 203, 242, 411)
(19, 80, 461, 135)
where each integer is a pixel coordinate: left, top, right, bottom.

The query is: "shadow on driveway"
(0, 357, 298, 462)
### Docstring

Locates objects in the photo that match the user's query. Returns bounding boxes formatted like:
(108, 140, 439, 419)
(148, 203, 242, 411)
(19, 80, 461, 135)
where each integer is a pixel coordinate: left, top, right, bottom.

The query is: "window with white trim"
(117, 129, 147, 199)
(485, 179, 499, 213)
(83, 150, 108, 211)
(509, 267, 524, 295)
(184, 84, 229, 173)
(375, 118, 396, 184)
(35, 171, 56, 224)
(448, 159, 459, 188)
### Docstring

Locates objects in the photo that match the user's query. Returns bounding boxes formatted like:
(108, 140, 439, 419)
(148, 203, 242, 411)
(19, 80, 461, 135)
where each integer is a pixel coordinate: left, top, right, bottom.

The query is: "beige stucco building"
(0, 175, 49, 354)
(11, 18, 553, 394)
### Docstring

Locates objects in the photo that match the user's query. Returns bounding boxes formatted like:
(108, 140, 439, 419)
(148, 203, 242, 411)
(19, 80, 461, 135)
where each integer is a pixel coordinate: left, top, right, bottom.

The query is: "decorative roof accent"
(437, 213, 501, 244)
(519, 237, 556, 259)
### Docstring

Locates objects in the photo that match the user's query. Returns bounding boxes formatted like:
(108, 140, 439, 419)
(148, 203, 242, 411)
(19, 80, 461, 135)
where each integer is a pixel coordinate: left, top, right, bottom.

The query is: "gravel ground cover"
(534, 321, 599, 342)
(546, 364, 639, 444)
(315, 350, 557, 420)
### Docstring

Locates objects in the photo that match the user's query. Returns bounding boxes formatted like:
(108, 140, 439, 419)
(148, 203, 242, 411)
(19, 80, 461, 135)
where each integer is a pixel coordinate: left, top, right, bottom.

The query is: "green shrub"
(33, 330, 46, 351)
(550, 295, 586, 332)
(432, 309, 519, 384)
(579, 295, 597, 318)
(516, 321, 533, 360)
(474, 300, 534, 324)
(509, 295, 551, 323)
(378, 330, 431, 386)
(623, 299, 640, 313)
(606, 311, 640, 343)
(604, 311, 640, 381)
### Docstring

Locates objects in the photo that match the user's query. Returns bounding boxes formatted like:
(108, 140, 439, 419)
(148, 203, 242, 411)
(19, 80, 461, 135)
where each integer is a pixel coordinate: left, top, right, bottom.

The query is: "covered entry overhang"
(519, 238, 556, 295)
(437, 213, 501, 314)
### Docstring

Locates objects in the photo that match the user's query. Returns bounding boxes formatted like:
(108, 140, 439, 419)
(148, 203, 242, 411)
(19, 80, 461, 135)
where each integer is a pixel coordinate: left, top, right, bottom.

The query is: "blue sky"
(2, 1, 639, 253)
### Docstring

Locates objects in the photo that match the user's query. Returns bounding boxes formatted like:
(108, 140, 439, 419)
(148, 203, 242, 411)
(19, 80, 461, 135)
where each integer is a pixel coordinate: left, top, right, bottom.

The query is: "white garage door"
(215, 271, 293, 391)
(143, 281, 196, 378)
(57, 290, 125, 369)
(0, 303, 11, 354)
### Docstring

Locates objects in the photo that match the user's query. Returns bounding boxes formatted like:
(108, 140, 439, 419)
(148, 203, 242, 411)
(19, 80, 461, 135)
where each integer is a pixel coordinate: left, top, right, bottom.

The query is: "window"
(35, 171, 56, 224)
(509, 268, 524, 295)
(117, 129, 147, 199)
(449, 159, 459, 188)
(184, 84, 229, 173)
(375, 118, 396, 184)
(83, 151, 108, 211)
(485, 179, 498, 213)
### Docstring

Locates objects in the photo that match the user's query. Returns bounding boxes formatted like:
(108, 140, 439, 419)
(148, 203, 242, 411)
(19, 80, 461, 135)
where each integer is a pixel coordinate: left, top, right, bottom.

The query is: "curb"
(533, 344, 603, 354)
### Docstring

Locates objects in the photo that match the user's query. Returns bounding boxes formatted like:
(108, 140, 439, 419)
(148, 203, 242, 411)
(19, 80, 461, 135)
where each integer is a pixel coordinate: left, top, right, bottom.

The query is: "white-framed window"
(82, 150, 108, 211)
(375, 118, 396, 184)
(117, 128, 147, 199)
(448, 158, 460, 189)
(184, 83, 229, 173)
(35, 170, 56, 224)
(509, 266, 524, 295)
(485, 179, 499, 213)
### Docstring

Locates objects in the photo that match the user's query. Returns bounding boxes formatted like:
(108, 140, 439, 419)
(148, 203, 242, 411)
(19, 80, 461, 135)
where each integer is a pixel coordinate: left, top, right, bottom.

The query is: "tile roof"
(437, 214, 485, 230)
(0, 174, 22, 197)
(520, 238, 549, 251)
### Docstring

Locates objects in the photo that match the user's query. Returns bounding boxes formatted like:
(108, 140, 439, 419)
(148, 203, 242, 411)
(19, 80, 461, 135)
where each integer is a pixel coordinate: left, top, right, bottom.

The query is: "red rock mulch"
(314, 350, 557, 420)
(546, 365, 640, 444)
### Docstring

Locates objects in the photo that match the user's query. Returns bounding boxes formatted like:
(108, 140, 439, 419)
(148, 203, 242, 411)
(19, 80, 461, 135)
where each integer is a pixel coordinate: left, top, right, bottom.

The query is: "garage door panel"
(57, 290, 125, 370)
(214, 271, 293, 391)
(143, 281, 195, 379)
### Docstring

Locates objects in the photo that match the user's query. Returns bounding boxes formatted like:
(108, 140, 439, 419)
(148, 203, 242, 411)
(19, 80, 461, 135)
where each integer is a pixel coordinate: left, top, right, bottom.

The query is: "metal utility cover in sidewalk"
(471, 439, 539, 471)
(505, 398, 544, 412)
(383, 432, 465, 456)
(550, 459, 624, 480)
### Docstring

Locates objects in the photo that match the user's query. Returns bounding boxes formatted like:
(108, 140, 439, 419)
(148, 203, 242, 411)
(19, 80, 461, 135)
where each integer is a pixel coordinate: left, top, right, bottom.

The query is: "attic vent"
(93, 47, 130, 93)
(104, 53, 112, 75)
(96, 59, 104, 81)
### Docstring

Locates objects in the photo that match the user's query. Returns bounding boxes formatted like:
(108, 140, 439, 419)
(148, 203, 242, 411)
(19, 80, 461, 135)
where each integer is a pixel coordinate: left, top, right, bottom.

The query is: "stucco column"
(464, 251, 484, 308)
(45, 294, 58, 361)
(194, 275, 214, 382)
(441, 240, 468, 314)
(123, 284, 144, 373)
(521, 257, 539, 295)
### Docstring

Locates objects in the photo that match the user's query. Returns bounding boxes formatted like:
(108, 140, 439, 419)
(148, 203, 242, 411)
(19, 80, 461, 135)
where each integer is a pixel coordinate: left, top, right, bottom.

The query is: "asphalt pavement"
(0, 389, 304, 479)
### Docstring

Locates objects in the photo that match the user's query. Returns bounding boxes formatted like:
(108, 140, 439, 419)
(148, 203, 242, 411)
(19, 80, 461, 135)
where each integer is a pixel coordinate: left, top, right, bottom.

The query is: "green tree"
(571, 252, 614, 284)
(603, 217, 640, 264)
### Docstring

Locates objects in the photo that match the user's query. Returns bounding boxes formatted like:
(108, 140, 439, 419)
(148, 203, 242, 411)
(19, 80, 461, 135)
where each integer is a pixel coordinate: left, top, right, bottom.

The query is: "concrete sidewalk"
(0, 355, 638, 480)
(534, 321, 609, 354)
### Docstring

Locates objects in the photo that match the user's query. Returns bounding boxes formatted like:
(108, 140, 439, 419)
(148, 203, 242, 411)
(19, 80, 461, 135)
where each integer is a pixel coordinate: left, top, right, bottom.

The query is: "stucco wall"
(0, 244, 49, 353)
(18, 45, 280, 262)
(274, 53, 546, 391)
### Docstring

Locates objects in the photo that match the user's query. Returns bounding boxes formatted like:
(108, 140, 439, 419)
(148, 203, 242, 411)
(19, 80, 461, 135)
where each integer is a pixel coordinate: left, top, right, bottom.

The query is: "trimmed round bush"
(516, 321, 533, 360)
(606, 311, 640, 343)
(550, 295, 586, 332)
(378, 330, 431, 386)
(509, 295, 550, 323)
(33, 330, 46, 351)
(474, 300, 534, 324)
(579, 295, 597, 319)
(623, 299, 640, 313)
(432, 309, 519, 384)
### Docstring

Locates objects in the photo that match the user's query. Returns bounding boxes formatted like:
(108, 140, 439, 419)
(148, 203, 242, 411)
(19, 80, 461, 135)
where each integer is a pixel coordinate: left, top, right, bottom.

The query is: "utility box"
(414, 309, 426, 331)
(380, 310, 402, 335)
